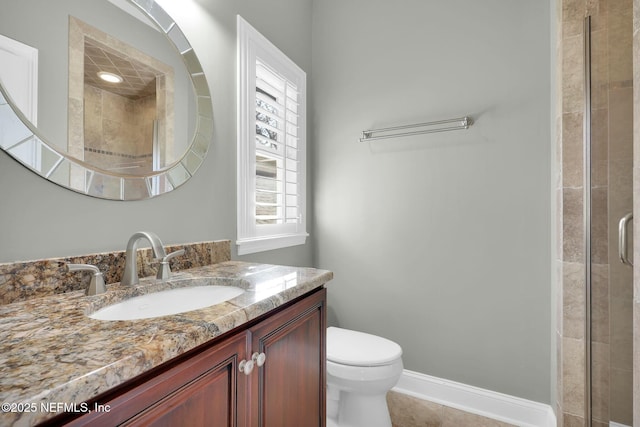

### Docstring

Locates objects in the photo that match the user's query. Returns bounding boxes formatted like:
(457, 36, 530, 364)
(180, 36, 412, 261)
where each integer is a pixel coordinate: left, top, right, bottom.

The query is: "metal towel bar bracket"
(359, 116, 473, 142)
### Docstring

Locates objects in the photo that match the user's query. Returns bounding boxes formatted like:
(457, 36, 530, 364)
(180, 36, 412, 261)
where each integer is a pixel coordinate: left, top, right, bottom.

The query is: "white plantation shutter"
(237, 16, 307, 254)
(255, 61, 301, 225)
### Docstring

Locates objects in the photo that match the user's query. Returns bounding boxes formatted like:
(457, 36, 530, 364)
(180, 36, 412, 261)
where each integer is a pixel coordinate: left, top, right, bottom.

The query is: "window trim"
(236, 15, 308, 255)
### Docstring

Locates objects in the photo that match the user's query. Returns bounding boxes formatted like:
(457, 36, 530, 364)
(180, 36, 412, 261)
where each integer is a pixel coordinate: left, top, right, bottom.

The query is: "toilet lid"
(327, 327, 402, 366)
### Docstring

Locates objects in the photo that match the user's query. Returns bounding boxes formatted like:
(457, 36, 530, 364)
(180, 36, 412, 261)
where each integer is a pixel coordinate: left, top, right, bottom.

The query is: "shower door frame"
(583, 16, 593, 426)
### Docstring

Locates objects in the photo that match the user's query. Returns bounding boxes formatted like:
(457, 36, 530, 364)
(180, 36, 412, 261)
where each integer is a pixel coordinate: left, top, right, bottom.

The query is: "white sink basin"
(89, 285, 245, 321)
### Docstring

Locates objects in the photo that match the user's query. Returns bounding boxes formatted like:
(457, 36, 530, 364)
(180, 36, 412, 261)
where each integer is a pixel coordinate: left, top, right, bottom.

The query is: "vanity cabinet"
(60, 288, 326, 427)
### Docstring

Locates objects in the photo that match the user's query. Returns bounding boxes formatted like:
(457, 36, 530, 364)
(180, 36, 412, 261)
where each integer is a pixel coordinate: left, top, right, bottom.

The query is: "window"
(236, 16, 307, 255)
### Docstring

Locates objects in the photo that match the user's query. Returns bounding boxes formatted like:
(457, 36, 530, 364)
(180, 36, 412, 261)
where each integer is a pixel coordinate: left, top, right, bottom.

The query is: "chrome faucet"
(68, 264, 106, 296)
(121, 231, 183, 286)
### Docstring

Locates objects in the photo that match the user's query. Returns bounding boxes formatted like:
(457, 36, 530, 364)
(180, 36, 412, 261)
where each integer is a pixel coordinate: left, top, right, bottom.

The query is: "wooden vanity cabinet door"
(124, 332, 250, 427)
(248, 288, 326, 427)
(66, 332, 250, 427)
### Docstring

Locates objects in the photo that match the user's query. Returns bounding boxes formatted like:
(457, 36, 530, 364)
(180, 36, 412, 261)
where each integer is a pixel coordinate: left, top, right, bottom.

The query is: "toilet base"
(330, 391, 392, 427)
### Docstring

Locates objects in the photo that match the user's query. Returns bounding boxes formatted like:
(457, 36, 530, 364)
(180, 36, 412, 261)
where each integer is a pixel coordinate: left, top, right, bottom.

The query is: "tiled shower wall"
(557, 0, 636, 425)
(556, 1, 587, 423)
(83, 83, 155, 174)
(68, 16, 175, 176)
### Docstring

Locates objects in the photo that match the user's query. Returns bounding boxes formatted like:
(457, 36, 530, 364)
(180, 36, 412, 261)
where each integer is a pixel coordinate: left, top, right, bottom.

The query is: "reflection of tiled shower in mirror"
(68, 17, 174, 178)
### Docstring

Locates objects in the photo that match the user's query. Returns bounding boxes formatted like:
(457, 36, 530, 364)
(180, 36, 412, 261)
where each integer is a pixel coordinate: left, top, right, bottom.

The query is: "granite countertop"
(0, 261, 333, 426)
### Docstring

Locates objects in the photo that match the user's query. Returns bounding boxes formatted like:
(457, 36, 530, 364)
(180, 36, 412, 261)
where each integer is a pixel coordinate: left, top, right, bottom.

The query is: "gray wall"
(311, 0, 552, 403)
(0, 0, 314, 268)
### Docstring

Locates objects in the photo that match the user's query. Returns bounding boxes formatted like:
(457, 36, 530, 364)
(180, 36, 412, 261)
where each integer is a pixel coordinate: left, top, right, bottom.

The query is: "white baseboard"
(610, 422, 631, 427)
(392, 370, 557, 427)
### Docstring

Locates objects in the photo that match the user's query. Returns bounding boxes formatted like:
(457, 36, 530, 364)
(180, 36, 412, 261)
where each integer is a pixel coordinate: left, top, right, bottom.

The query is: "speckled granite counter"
(0, 261, 332, 426)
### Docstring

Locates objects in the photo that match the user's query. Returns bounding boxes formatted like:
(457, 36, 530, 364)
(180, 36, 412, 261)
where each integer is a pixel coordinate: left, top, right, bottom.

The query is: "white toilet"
(326, 326, 403, 427)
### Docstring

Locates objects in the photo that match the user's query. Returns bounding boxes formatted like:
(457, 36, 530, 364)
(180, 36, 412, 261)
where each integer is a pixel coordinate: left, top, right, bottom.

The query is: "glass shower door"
(586, 2, 634, 425)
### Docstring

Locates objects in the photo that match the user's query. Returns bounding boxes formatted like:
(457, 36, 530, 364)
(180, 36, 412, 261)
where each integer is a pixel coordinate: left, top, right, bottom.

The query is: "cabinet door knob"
(239, 359, 255, 375)
(252, 352, 266, 367)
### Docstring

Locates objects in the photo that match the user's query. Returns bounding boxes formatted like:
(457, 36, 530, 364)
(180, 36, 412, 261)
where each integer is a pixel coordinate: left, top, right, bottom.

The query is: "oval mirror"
(0, 0, 212, 200)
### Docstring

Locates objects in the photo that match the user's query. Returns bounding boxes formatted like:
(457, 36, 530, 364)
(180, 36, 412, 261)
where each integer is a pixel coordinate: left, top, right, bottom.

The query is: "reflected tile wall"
(68, 16, 175, 182)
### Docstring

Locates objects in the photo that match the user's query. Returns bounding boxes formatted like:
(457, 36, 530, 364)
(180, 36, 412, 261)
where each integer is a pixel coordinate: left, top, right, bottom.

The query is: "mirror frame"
(0, 0, 212, 200)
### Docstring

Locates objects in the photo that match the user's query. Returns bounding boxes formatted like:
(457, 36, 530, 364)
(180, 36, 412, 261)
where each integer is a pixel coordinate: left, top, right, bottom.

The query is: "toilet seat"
(327, 326, 402, 366)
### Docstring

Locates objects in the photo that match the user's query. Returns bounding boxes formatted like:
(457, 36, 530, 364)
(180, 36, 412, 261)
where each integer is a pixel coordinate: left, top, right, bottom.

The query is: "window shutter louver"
(254, 61, 301, 226)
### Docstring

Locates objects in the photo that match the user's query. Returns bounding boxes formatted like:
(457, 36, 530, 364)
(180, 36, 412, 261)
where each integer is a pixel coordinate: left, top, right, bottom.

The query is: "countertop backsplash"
(0, 240, 231, 305)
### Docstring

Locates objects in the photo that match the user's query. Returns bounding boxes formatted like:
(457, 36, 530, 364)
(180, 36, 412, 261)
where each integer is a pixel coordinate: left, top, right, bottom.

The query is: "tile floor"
(387, 391, 517, 427)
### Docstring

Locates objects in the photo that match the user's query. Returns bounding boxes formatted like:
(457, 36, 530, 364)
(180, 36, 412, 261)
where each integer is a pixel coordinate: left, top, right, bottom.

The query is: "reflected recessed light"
(97, 71, 123, 84)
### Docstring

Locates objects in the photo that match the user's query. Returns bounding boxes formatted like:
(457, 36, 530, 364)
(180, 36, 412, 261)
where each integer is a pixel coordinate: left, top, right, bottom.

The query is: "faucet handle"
(163, 249, 186, 262)
(155, 249, 185, 280)
(67, 263, 107, 296)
